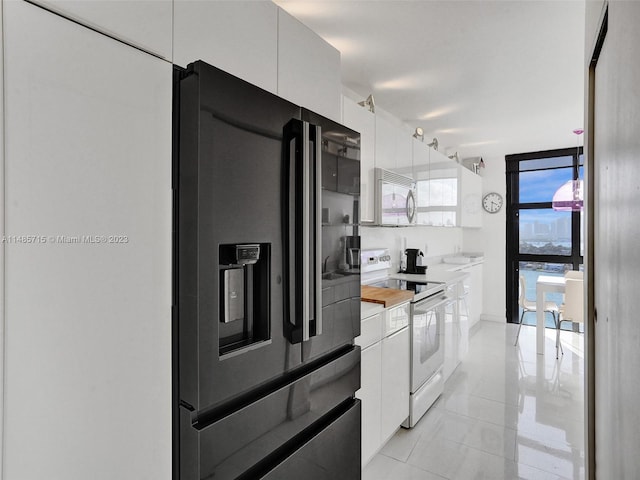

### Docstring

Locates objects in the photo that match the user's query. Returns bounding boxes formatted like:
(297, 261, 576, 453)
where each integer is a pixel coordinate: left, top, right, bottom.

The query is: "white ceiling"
(274, 0, 586, 161)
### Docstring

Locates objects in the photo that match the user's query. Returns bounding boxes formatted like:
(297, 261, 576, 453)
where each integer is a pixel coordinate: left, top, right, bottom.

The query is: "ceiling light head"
(358, 94, 375, 113)
(447, 152, 459, 163)
(413, 127, 424, 140)
(427, 137, 439, 151)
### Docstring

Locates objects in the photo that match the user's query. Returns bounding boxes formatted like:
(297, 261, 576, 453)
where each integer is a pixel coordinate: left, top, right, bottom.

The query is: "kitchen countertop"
(428, 258, 484, 273)
(391, 269, 468, 285)
(390, 256, 483, 285)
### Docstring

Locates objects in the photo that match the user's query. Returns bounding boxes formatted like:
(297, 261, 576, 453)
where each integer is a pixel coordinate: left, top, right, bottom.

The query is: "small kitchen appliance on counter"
(403, 248, 426, 274)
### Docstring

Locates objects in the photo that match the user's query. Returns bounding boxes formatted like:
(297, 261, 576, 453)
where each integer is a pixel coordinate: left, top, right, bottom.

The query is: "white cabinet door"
(277, 8, 341, 121)
(375, 113, 412, 174)
(469, 264, 484, 328)
(397, 129, 413, 173)
(428, 150, 459, 227)
(457, 280, 470, 362)
(356, 342, 382, 467)
(442, 294, 458, 381)
(413, 138, 430, 225)
(375, 113, 397, 171)
(459, 167, 483, 228)
(3, 3, 172, 479)
(31, 0, 172, 60)
(380, 327, 410, 443)
(343, 96, 376, 223)
(174, 0, 279, 93)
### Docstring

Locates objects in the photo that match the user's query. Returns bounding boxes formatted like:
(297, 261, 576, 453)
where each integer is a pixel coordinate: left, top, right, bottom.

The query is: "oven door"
(410, 293, 448, 392)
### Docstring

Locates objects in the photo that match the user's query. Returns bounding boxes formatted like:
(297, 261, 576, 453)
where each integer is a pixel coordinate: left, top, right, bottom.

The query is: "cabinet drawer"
(383, 301, 410, 336)
(356, 312, 382, 349)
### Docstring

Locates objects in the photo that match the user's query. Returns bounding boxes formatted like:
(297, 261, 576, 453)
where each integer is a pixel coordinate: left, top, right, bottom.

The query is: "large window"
(506, 147, 583, 324)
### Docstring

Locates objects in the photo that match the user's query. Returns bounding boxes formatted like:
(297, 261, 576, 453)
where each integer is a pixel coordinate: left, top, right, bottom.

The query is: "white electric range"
(361, 248, 448, 428)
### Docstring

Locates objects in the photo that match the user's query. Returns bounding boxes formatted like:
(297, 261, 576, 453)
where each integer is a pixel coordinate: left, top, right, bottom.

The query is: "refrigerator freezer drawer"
(261, 399, 361, 480)
(179, 346, 360, 480)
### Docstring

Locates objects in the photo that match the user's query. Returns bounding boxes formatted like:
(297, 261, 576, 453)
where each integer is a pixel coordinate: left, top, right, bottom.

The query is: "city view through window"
(506, 148, 583, 327)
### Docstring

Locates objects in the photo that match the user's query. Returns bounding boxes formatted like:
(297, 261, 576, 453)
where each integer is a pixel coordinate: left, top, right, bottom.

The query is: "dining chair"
(556, 277, 584, 358)
(514, 275, 560, 346)
(565, 270, 584, 280)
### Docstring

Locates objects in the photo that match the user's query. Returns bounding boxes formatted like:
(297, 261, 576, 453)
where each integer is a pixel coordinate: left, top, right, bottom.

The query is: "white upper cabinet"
(3, 2, 172, 478)
(375, 111, 412, 174)
(343, 96, 376, 223)
(31, 0, 172, 60)
(425, 149, 459, 227)
(459, 167, 483, 228)
(397, 128, 413, 173)
(174, 0, 279, 93)
(412, 139, 431, 226)
(375, 113, 397, 171)
(277, 8, 341, 121)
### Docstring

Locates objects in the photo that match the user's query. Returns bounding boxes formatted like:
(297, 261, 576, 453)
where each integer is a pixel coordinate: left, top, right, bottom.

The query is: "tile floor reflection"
(364, 321, 585, 480)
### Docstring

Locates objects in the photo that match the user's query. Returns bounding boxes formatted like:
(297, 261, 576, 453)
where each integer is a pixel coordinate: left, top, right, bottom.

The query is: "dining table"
(536, 275, 566, 355)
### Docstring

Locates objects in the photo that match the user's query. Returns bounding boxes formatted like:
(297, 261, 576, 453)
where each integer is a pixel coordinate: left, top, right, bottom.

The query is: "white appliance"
(361, 249, 446, 428)
(374, 168, 417, 226)
(403, 290, 447, 427)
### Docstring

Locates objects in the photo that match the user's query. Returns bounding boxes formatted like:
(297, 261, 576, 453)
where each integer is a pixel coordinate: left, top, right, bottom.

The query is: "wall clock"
(482, 192, 503, 214)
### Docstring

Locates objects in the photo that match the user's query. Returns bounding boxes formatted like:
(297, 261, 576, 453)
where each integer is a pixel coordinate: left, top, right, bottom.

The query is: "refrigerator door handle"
(311, 124, 323, 336)
(284, 119, 321, 343)
(301, 122, 311, 341)
(286, 121, 302, 343)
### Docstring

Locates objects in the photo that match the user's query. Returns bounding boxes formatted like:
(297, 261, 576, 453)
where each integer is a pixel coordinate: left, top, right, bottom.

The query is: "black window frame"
(505, 146, 584, 323)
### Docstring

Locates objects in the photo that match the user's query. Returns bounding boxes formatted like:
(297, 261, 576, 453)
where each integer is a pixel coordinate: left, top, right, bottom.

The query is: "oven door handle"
(413, 295, 450, 314)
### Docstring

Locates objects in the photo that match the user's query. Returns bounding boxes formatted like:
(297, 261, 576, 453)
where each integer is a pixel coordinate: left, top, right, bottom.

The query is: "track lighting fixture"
(358, 94, 375, 113)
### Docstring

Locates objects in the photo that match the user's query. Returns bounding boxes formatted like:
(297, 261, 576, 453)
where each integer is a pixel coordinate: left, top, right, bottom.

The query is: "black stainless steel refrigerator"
(174, 61, 361, 479)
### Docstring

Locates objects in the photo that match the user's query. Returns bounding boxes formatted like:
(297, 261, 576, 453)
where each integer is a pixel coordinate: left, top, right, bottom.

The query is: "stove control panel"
(361, 248, 392, 273)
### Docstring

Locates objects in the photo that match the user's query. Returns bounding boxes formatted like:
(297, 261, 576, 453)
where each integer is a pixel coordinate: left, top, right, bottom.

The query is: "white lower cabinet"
(469, 263, 484, 329)
(442, 285, 458, 381)
(443, 280, 469, 382)
(358, 342, 382, 466)
(380, 326, 410, 443)
(356, 302, 410, 466)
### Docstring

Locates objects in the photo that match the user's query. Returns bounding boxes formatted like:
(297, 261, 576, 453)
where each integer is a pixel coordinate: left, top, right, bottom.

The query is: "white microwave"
(374, 168, 417, 226)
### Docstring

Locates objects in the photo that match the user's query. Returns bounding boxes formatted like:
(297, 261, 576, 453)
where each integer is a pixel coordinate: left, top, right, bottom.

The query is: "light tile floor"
(364, 321, 585, 480)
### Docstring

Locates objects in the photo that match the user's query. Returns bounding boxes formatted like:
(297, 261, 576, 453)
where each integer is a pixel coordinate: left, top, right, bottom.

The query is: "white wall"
(463, 156, 506, 322)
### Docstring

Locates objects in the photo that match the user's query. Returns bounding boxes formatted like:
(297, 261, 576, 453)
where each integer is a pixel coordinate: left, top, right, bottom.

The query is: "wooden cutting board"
(361, 285, 414, 308)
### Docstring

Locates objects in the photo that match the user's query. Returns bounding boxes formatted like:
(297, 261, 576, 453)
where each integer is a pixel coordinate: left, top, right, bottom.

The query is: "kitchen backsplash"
(361, 225, 463, 273)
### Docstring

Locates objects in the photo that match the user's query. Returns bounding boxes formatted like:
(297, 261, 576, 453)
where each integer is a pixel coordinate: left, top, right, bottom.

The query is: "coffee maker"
(405, 248, 426, 274)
